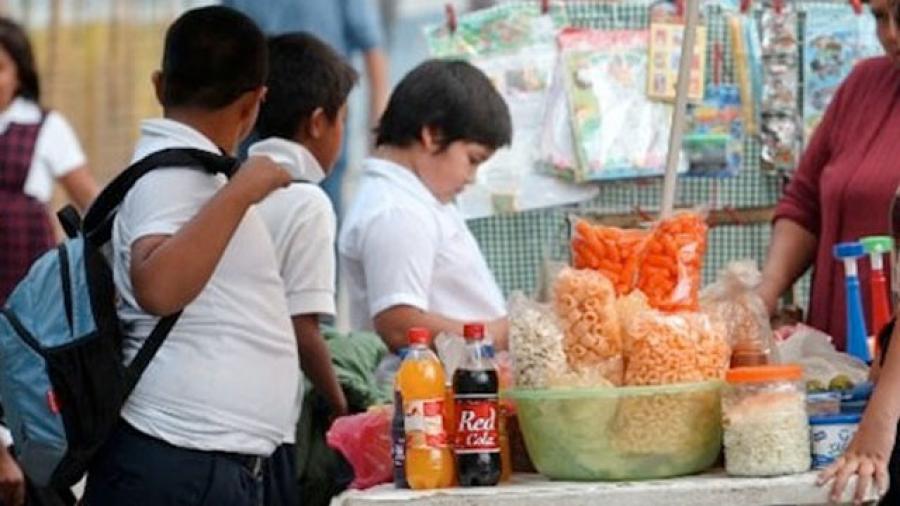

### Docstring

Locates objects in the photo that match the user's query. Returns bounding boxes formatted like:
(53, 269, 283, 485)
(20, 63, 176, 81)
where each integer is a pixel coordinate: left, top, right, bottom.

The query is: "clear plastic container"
(505, 381, 723, 481)
(723, 365, 811, 477)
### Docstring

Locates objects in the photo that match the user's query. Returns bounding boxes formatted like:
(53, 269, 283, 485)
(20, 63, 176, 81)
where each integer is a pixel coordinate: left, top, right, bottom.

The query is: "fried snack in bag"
(700, 260, 777, 366)
(508, 292, 570, 389)
(571, 218, 650, 295)
(553, 267, 623, 385)
(637, 212, 708, 312)
(615, 290, 651, 352)
(623, 311, 730, 386)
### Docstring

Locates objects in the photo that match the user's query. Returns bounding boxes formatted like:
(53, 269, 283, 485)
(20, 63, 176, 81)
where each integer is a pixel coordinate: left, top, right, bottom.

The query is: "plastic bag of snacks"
(570, 217, 650, 295)
(700, 260, 777, 366)
(553, 267, 623, 385)
(637, 211, 709, 312)
(623, 311, 730, 386)
(615, 289, 651, 346)
(508, 292, 570, 389)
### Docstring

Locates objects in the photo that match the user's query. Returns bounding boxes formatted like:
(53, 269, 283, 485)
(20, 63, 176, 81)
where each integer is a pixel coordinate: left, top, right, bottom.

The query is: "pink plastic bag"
(325, 406, 392, 490)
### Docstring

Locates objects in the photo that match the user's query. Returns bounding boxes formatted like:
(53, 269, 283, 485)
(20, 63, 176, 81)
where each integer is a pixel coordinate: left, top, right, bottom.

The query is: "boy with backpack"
(80, 7, 298, 504)
(247, 33, 357, 506)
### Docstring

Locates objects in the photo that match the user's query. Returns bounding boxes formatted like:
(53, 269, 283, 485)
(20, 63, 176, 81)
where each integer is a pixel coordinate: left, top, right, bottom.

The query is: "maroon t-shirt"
(775, 57, 900, 351)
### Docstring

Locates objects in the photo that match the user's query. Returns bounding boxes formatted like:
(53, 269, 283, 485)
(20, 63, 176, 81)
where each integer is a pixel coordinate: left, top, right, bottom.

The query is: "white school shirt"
(0, 97, 87, 202)
(252, 138, 337, 443)
(112, 118, 298, 456)
(339, 157, 507, 332)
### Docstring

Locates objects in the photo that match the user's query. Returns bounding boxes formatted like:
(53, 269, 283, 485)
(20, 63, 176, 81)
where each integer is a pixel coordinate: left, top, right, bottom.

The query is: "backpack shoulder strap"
(57, 205, 83, 239)
(83, 148, 239, 246)
(123, 313, 180, 395)
(80, 148, 238, 393)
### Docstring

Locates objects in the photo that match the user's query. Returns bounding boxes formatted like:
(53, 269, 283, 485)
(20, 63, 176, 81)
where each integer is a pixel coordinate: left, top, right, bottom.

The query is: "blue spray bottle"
(834, 242, 870, 363)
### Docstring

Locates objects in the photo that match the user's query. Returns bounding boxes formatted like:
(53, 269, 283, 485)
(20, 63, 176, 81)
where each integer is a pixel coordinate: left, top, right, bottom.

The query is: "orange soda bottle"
(444, 383, 459, 486)
(396, 328, 455, 489)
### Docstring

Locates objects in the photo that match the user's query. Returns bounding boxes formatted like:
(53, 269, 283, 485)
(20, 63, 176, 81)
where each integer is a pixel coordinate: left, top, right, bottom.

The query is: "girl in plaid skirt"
(0, 17, 97, 306)
(0, 17, 97, 506)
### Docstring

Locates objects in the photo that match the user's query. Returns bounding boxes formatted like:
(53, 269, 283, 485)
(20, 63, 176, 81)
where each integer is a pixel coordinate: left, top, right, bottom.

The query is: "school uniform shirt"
(339, 157, 507, 332)
(0, 97, 86, 203)
(112, 119, 298, 456)
(252, 137, 337, 443)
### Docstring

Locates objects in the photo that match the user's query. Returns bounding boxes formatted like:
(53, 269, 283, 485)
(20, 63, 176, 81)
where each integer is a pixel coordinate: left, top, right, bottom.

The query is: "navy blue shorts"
(82, 422, 264, 506)
(263, 444, 299, 506)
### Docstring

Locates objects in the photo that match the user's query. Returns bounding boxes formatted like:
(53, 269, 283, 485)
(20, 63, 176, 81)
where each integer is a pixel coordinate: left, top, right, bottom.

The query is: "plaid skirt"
(0, 193, 54, 305)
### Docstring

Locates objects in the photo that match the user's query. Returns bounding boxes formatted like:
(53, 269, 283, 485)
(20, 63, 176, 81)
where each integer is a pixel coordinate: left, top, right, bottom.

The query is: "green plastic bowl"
(505, 381, 724, 481)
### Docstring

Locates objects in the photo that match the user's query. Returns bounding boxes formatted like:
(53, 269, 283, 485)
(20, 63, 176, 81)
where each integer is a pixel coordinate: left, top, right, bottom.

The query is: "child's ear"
(237, 86, 267, 120)
(152, 71, 165, 105)
(308, 107, 327, 140)
(420, 126, 443, 154)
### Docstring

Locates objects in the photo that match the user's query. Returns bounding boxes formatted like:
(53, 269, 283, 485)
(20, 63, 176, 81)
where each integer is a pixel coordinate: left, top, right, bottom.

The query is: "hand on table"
(817, 420, 893, 505)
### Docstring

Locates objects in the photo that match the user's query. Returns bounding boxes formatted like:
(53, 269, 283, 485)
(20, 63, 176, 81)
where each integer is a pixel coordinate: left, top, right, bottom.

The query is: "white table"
(333, 471, 880, 506)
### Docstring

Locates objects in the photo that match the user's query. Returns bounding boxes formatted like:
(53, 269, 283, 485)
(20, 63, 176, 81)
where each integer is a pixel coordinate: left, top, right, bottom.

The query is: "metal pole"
(660, 0, 701, 218)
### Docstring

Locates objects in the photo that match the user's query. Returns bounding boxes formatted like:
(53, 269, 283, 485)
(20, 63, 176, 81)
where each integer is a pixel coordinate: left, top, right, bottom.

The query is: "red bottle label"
(454, 396, 499, 453)
(404, 398, 447, 448)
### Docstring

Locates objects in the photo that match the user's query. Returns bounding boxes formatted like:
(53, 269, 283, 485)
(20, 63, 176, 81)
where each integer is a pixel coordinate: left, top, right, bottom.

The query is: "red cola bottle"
(453, 323, 501, 487)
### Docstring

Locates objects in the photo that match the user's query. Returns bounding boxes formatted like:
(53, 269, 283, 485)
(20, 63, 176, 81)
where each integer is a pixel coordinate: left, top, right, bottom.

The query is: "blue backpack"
(0, 148, 237, 487)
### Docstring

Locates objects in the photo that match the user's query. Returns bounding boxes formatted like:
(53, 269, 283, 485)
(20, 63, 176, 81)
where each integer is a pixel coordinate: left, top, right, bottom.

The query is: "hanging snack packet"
(637, 212, 709, 313)
(570, 217, 649, 296)
(552, 267, 623, 385)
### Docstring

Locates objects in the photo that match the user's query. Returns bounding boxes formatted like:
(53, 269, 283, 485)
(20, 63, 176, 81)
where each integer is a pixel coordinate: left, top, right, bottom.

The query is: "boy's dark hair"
(160, 6, 267, 109)
(0, 18, 39, 102)
(256, 32, 358, 140)
(375, 59, 511, 151)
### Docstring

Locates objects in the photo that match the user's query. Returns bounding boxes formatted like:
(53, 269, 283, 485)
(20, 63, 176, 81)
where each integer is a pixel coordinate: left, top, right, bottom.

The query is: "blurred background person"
(0, 17, 97, 305)
(222, 0, 389, 217)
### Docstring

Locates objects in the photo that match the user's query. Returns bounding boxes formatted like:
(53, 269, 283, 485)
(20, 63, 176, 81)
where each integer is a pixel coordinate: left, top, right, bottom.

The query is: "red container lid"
(407, 327, 430, 346)
(463, 323, 485, 341)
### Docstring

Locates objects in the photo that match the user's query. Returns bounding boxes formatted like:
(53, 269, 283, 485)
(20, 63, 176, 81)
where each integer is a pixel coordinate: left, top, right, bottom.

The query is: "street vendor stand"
(334, 1, 883, 505)
(334, 471, 878, 505)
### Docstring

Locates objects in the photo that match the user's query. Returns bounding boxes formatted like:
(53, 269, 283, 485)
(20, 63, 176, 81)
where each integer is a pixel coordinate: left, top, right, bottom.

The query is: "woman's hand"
(817, 417, 894, 504)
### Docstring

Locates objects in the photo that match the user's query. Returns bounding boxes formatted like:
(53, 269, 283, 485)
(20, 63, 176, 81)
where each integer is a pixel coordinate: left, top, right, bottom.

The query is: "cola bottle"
(453, 323, 501, 487)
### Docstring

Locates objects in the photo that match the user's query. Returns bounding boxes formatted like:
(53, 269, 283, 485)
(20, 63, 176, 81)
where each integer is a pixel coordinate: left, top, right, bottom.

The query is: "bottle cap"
(407, 327, 430, 346)
(463, 323, 485, 341)
(860, 236, 894, 255)
(833, 242, 865, 260)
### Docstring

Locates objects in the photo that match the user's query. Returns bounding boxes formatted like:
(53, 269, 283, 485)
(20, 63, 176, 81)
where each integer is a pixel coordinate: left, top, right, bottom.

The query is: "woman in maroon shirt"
(811, 3, 900, 501)
(758, 0, 900, 352)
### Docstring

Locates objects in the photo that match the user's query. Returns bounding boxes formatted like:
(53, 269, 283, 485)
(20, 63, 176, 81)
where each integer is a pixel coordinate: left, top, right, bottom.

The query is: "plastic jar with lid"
(722, 365, 811, 476)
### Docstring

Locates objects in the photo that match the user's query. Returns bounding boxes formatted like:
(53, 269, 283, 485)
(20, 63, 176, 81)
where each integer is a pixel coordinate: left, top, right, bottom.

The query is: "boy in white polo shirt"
(82, 7, 298, 505)
(247, 32, 358, 506)
(339, 59, 513, 352)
